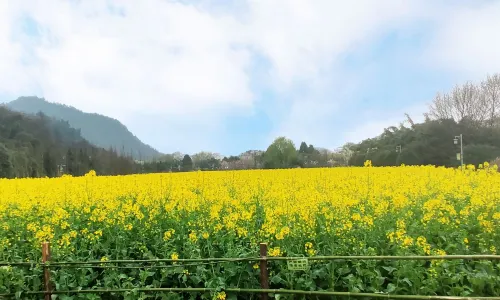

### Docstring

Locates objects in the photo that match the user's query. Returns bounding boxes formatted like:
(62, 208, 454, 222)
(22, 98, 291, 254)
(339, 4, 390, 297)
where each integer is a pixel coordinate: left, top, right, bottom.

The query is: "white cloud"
(422, 1, 500, 79)
(0, 2, 39, 96)
(1, 0, 500, 153)
(5, 0, 253, 121)
(245, 0, 423, 89)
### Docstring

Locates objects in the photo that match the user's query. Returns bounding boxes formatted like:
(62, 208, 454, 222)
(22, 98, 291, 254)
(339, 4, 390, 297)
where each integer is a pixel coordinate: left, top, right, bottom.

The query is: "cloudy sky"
(1, 0, 500, 155)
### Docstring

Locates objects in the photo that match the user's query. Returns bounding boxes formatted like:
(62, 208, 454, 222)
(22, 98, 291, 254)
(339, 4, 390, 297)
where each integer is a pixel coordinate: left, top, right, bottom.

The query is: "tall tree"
(0, 143, 13, 178)
(299, 142, 309, 153)
(43, 149, 57, 177)
(263, 137, 298, 169)
(482, 74, 500, 127)
(182, 154, 193, 172)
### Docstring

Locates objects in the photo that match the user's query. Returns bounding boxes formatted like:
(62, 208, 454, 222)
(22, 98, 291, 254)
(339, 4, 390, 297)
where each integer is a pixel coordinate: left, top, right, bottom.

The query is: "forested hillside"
(0, 106, 137, 178)
(7, 97, 162, 160)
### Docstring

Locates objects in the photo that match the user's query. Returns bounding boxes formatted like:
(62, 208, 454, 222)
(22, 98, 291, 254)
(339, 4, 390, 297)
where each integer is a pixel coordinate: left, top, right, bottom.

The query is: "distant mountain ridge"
(7, 97, 162, 160)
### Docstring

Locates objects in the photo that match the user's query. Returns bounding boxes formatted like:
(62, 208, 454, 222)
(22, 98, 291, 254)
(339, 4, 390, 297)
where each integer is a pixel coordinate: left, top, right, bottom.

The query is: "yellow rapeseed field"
(1, 163, 500, 297)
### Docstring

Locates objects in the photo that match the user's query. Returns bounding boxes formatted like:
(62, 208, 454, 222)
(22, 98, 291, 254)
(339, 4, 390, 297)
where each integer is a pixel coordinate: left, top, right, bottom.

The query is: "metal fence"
(1, 242, 500, 299)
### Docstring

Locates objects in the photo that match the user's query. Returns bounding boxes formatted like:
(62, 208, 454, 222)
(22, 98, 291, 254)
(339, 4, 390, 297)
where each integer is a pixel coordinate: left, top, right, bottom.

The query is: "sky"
(1, 0, 500, 156)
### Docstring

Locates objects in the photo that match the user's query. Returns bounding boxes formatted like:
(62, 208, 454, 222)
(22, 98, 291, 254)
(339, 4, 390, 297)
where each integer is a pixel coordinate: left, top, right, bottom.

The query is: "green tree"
(66, 149, 76, 175)
(307, 144, 316, 154)
(43, 150, 57, 177)
(182, 154, 193, 172)
(263, 137, 298, 169)
(0, 143, 13, 178)
(299, 142, 308, 153)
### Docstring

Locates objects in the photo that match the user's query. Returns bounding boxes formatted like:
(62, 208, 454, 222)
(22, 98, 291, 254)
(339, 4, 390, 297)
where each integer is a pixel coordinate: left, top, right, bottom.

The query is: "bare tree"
(451, 82, 481, 122)
(482, 74, 500, 126)
(428, 92, 454, 120)
(428, 75, 500, 125)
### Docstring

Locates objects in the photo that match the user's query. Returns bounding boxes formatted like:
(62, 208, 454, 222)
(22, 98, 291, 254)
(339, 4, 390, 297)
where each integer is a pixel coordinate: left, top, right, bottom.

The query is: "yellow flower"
(215, 291, 226, 300)
(269, 247, 282, 257)
(416, 236, 431, 255)
(463, 238, 469, 244)
(402, 237, 413, 248)
(84, 170, 97, 177)
(202, 232, 210, 239)
(171, 252, 179, 261)
(253, 263, 259, 269)
(100, 256, 109, 267)
(189, 231, 198, 243)
(163, 229, 175, 241)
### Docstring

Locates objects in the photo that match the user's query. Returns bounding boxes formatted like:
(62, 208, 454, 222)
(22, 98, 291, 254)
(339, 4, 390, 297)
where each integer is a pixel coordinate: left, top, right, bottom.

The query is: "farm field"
(1, 164, 500, 299)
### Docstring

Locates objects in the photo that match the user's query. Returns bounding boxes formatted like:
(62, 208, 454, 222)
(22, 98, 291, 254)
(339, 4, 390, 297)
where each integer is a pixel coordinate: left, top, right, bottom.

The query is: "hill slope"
(0, 106, 137, 178)
(7, 97, 162, 160)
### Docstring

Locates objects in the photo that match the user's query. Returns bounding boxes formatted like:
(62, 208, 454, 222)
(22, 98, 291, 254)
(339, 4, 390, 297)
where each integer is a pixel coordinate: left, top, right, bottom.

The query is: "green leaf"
(403, 278, 412, 287)
(382, 266, 396, 274)
(270, 275, 286, 285)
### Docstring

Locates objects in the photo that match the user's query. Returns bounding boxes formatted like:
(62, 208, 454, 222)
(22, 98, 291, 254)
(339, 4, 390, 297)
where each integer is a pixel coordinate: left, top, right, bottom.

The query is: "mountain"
(7, 97, 162, 160)
(0, 106, 138, 178)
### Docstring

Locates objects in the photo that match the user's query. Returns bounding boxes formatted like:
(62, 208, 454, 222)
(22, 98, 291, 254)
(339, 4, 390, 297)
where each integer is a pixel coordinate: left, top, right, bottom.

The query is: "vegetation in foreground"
(1, 164, 500, 299)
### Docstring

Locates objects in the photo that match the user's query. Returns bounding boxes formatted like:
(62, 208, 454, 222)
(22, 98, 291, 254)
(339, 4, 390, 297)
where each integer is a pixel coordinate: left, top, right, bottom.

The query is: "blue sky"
(1, 0, 500, 156)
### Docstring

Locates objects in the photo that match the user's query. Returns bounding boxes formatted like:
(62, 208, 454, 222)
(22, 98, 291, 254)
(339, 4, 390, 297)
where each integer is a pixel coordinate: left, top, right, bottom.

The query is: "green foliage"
(182, 155, 193, 172)
(0, 106, 138, 178)
(349, 118, 500, 167)
(263, 137, 299, 169)
(0, 143, 13, 178)
(298, 142, 308, 154)
(7, 97, 162, 160)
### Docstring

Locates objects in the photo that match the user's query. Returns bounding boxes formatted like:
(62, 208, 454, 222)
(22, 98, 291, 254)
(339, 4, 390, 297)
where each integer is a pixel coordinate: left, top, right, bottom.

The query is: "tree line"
(0, 104, 347, 178)
(140, 138, 354, 173)
(145, 74, 500, 172)
(349, 73, 500, 167)
(2, 73, 499, 178)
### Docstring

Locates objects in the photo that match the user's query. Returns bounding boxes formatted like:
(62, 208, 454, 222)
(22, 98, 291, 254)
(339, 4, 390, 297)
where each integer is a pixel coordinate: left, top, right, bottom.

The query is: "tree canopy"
(262, 137, 299, 169)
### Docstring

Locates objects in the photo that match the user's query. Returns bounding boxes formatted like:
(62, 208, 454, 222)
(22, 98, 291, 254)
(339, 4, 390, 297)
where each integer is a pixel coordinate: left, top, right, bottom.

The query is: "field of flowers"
(1, 163, 500, 299)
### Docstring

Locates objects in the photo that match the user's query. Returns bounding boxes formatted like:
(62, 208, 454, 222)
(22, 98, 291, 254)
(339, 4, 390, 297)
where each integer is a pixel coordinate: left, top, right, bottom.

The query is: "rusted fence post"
(42, 242, 52, 300)
(259, 243, 269, 300)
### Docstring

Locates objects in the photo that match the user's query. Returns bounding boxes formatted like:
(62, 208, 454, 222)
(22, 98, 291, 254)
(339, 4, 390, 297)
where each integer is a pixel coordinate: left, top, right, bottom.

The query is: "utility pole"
(395, 145, 402, 165)
(454, 134, 464, 170)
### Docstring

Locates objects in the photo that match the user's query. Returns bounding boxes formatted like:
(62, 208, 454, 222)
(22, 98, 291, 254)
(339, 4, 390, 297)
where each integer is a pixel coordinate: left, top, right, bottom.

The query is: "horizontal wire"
(2, 254, 500, 267)
(1, 287, 499, 300)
